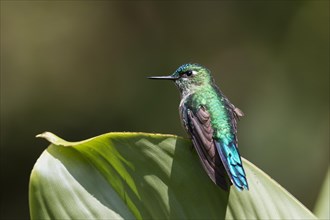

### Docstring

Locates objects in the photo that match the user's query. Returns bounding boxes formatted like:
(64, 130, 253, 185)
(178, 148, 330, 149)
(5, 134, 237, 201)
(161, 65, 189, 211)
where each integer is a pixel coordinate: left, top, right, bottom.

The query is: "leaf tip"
(36, 131, 53, 139)
(36, 131, 70, 146)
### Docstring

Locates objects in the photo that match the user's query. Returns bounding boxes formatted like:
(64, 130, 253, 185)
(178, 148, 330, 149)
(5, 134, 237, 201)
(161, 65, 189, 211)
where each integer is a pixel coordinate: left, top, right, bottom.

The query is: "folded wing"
(184, 105, 248, 191)
(182, 106, 230, 190)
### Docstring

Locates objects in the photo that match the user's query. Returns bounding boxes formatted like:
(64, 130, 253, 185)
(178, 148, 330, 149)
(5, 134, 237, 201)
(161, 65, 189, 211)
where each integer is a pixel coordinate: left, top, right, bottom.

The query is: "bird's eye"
(185, 70, 193, 76)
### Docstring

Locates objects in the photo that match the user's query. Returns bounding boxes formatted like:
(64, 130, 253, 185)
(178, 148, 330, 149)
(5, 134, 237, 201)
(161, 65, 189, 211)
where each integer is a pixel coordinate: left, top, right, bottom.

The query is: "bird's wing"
(185, 105, 248, 191)
(182, 105, 230, 191)
(221, 95, 244, 132)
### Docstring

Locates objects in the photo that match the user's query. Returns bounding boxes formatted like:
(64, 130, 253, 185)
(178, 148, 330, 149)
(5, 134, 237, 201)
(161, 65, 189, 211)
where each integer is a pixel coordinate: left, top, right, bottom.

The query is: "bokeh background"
(1, 1, 329, 219)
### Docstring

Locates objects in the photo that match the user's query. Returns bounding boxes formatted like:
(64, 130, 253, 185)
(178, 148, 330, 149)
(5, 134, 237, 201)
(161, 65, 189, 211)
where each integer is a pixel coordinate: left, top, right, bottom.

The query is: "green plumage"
(189, 85, 233, 141)
(149, 63, 248, 191)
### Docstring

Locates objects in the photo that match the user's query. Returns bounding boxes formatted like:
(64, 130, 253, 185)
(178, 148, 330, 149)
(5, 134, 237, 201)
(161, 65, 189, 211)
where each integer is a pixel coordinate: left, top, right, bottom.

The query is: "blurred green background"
(1, 1, 329, 219)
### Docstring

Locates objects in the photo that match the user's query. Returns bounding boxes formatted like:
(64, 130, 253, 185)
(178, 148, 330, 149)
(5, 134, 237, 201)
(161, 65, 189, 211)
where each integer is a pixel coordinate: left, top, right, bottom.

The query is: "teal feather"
(215, 138, 249, 191)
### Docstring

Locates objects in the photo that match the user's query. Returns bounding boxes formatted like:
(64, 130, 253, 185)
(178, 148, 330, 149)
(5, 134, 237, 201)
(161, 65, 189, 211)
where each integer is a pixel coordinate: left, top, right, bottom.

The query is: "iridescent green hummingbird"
(148, 63, 248, 191)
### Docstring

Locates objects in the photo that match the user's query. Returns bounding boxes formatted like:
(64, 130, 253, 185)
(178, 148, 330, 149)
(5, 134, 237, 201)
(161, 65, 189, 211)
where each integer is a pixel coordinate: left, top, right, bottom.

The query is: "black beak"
(148, 75, 178, 80)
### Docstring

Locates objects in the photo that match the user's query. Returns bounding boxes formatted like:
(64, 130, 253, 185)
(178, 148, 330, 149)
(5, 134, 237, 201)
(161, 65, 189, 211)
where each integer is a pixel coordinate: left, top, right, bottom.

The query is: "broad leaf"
(313, 168, 329, 219)
(29, 132, 316, 219)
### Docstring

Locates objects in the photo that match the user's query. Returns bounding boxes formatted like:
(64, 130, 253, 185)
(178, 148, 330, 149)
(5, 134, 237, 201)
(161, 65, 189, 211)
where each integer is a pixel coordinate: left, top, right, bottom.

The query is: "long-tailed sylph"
(149, 63, 248, 191)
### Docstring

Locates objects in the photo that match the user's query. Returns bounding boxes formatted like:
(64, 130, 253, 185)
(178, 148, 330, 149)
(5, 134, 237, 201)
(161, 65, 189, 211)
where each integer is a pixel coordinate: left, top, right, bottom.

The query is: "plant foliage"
(29, 132, 317, 219)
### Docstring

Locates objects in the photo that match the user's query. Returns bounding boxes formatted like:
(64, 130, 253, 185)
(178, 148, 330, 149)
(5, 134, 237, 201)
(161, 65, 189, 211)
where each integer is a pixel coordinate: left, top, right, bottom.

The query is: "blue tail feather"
(215, 140, 249, 191)
(229, 164, 239, 177)
(228, 156, 237, 166)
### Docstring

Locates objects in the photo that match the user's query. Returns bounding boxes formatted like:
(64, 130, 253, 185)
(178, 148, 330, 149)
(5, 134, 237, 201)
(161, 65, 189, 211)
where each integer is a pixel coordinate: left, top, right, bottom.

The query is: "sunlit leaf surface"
(29, 132, 316, 219)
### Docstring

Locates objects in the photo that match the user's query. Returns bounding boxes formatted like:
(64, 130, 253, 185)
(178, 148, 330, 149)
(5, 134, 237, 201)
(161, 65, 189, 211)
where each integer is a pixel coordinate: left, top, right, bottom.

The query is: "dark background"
(1, 1, 329, 219)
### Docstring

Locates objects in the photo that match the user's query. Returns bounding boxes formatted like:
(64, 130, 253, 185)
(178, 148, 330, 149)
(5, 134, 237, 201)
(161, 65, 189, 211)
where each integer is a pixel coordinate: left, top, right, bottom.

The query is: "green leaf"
(29, 132, 316, 219)
(314, 168, 330, 219)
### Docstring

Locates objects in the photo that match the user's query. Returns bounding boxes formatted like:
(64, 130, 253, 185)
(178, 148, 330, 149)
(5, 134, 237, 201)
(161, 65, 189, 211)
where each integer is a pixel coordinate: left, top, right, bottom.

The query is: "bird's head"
(149, 63, 213, 95)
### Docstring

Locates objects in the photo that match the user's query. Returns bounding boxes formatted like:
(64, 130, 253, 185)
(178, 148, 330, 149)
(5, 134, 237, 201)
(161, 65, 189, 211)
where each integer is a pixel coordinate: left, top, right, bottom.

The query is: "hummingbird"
(148, 63, 248, 191)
